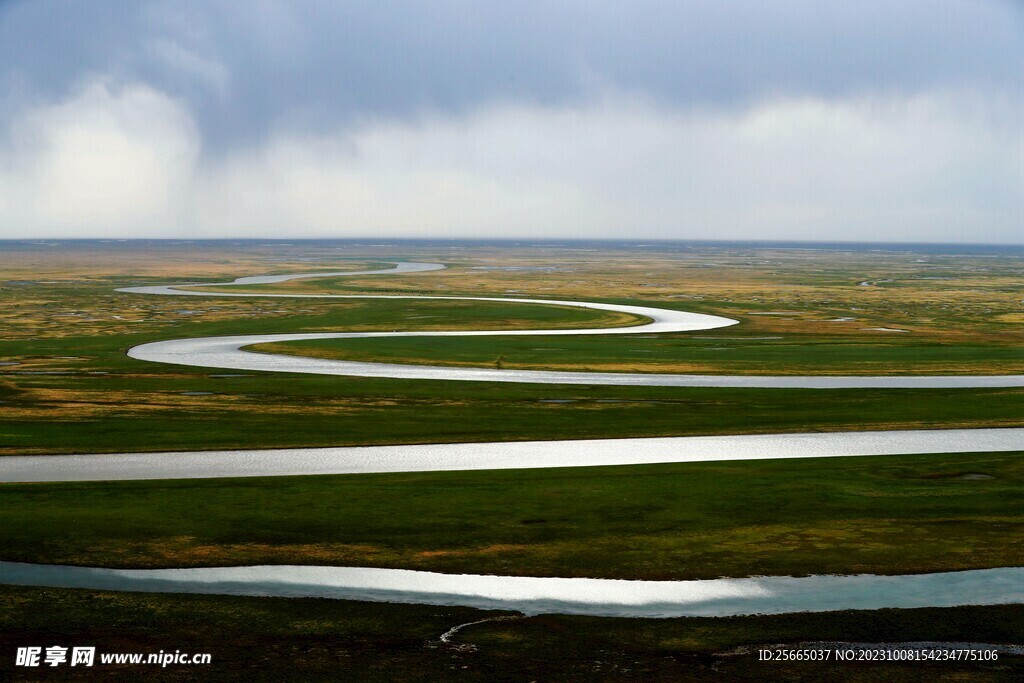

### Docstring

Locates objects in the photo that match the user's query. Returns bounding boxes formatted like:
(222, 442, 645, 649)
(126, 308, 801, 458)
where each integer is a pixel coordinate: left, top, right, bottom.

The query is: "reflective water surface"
(0, 562, 1020, 618)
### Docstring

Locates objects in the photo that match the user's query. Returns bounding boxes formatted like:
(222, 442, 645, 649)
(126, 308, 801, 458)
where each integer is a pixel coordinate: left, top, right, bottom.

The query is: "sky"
(0, 0, 1020, 243)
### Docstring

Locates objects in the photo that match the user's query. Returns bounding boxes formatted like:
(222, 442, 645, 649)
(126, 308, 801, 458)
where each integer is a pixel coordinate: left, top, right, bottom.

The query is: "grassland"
(1, 585, 1020, 681)
(1, 240, 1021, 681)
(2, 373, 1021, 455)
(245, 245, 1023, 375)
(256, 329, 1024, 375)
(3, 452, 1021, 580)
(0, 242, 1021, 455)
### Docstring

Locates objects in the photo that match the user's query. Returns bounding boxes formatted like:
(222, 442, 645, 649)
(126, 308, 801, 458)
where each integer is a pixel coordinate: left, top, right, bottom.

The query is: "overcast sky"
(0, 0, 1020, 243)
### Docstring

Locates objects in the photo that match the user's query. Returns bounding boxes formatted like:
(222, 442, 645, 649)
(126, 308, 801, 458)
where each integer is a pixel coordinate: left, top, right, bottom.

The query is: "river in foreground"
(0, 562, 1020, 618)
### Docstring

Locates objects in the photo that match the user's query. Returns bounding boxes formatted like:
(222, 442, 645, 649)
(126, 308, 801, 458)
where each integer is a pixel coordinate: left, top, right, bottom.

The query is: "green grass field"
(4, 452, 1021, 580)
(1, 292, 1020, 455)
(3, 377, 1021, 455)
(257, 329, 1024, 375)
(2, 244, 1021, 455)
(1, 242, 1021, 681)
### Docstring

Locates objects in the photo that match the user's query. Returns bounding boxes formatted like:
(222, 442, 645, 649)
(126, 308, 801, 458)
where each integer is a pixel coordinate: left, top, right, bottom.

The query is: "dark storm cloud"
(0, 0, 1018, 242)
(1, 0, 1019, 148)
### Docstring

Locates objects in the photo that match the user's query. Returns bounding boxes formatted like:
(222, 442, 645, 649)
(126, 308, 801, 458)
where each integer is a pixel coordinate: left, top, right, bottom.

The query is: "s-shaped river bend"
(120, 262, 1023, 389)
(2, 261, 1022, 618)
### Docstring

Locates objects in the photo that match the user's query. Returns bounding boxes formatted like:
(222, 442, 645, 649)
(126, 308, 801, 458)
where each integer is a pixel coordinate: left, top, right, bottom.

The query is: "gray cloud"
(2, 0, 1019, 148)
(0, 0, 1019, 242)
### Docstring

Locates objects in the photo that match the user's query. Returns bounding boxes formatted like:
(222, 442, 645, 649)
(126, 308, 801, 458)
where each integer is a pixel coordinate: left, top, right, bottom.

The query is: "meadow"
(0, 242, 1020, 454)
(2, 452, 1022, 580)
(0, 240, 1021, 680)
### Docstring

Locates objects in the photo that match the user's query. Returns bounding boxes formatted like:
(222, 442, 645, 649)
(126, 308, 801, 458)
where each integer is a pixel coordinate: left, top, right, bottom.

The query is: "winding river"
(4, 261, 1021, 617)
(118, 263, 1024, 388)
